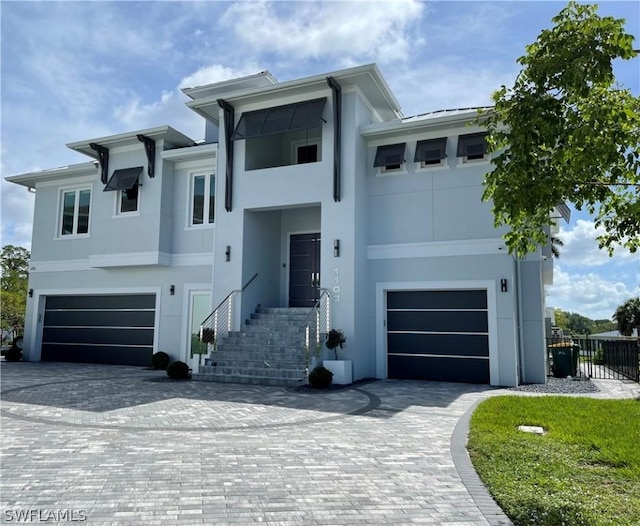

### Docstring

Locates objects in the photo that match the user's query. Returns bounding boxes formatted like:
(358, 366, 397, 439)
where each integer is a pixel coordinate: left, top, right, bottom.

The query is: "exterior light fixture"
(225, 245, 231, 262)
(28, 289, 33, 297)
(334, 239, 340, 257)
(170, 285, 175, 295)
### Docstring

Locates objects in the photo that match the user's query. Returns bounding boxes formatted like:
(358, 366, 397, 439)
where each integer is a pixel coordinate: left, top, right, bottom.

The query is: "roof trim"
(67, 126, 194, 159)
(6, 162, 99, 189)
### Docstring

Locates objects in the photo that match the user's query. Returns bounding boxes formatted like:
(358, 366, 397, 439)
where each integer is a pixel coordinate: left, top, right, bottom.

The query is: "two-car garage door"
(387, 289, 490, 384)
(41, 294, 156, 366)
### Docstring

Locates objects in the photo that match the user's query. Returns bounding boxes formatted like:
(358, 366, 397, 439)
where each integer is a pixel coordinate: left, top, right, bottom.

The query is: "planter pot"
(323, 359, 352, 385)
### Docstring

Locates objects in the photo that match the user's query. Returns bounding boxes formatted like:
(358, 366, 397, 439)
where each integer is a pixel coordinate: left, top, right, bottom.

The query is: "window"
(374, 143, 406, 172)
(104, 167, 142, 214)
(457, 133, 488, 162)
(415, 137, 447, 168)
(296, 144, 318, 164)
(59, 188, 91, 236)
(190, 173, 215, 226)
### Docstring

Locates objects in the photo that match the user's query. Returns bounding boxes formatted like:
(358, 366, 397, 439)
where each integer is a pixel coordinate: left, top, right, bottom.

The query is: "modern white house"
(7, 63, 562, 387)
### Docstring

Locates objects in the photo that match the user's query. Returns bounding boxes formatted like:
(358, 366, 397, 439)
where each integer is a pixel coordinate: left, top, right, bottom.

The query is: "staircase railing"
(303, 288, 331, 370)
(199, 273, 258, 350)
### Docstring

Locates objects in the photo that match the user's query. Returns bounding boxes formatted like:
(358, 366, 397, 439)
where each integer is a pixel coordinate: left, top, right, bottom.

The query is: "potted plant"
(323, 329, 352, 385)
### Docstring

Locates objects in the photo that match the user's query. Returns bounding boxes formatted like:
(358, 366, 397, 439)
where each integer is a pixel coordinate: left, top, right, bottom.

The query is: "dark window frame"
(457, 133, 488, 160)
(374, 143, 407, 170)
(414, 137, 447, 166)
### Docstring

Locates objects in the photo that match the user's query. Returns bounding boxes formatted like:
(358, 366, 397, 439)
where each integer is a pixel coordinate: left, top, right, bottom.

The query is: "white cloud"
(547, 266, 635, 320)
(179, 63, 263, 91)
(220, 0, 425, 65)
(556, 219, 636, 267)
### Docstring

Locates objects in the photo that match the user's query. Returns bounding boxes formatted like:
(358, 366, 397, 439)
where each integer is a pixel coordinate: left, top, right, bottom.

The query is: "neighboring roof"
(161, 142, 218, 163)
(6, 162, 98, 189)
(187, 63, 403, 124)
(67, 125, 195, 159)
(361, 106, 493, 137)
(182, 71, 278, 101)
(591, 329, 638, 338)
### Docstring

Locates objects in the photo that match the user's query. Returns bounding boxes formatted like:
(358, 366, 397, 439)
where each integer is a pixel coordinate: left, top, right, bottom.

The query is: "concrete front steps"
(193, 307, 315, 387)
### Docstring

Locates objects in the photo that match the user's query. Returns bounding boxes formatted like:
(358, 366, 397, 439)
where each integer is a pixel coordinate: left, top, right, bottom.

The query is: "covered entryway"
(289, 232, 321, 307)
(386, 289, 490, 383)
(41, 294, 156, 366)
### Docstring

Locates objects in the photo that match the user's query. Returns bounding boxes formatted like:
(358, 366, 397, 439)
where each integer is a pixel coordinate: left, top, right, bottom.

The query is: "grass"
(467, 396, 640, 526)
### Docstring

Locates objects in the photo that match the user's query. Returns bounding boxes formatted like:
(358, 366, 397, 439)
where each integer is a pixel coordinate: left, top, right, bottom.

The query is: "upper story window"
(232, 98, 326, 171)
(374, 143, 406, 173)
(414, 137, 447, 168)
(457, 133, 488, 163)
(104, 167, 142, 215)
(59, 188, 91, 237)
(190, 173, 215, 227)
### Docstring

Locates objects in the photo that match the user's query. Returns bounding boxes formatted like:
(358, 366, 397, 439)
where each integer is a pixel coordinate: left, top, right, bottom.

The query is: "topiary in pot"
(167, 360, 190, 380)
(4, 348, 22, 362)
(325, 329, 346, 360)
(308, 365, 333, 389)
(151, 351, 170, 370)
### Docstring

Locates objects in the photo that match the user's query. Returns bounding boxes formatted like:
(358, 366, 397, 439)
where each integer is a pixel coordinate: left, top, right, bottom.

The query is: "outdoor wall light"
(170, 285, 175, 295)
(334, 239, 340, 257)
(28, 289, 33, 297)
(500, 279, 508, 293)
(225, 245, 231, 262)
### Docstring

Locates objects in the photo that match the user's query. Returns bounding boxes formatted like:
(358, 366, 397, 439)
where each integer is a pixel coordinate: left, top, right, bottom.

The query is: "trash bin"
(549, 343, 578, 378)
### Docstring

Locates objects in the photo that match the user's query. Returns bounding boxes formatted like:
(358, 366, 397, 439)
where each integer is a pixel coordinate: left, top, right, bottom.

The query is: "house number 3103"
(332, 268, 341, 302)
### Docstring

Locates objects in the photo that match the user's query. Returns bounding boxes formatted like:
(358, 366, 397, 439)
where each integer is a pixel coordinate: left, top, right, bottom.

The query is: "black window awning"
(231, 98, 327, 141)
(374, 143, 406, 167)
(414, 138, 447, 163)
(457, 133, 487, 157)
(104, 167, 143, 192)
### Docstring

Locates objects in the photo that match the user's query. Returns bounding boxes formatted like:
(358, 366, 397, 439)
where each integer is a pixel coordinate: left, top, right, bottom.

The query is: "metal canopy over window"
(104, 167, 143, 192)
(374, 143, 406, 167)
(414, 138, 447, 163)
(457, 133, 487, 158)
(231, 98, 327, 141)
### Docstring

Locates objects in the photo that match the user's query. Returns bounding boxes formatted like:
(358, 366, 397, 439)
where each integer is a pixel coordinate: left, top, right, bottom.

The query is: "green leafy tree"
(554, 308, 569, 329)
(1, 245, 30, 336)
(481, 2, 640, 257)
(612, 297, 640, 337)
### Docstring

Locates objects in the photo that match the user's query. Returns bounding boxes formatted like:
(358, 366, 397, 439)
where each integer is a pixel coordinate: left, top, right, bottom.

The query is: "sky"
(1, 0, 639, 321)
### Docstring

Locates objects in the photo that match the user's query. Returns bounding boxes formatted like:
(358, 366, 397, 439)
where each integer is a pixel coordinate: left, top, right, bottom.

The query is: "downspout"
(326, 76, 342, 202)
(514, 256, 526, 384)
(217, 99, 234, 212)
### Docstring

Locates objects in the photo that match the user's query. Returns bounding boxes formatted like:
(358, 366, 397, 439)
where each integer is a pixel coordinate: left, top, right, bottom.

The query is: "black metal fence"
(546, 337, 640, 382)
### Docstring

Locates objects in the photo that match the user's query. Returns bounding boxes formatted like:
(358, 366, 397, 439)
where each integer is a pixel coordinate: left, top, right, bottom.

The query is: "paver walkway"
(1, 362, 637, 525)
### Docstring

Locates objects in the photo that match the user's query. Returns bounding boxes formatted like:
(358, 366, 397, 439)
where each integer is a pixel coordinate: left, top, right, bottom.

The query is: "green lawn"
(467, 396, 640, 526)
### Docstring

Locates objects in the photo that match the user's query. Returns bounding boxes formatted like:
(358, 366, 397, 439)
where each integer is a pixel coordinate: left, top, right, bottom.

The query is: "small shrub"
(151, 351, 170, 370)
(308, 365, 333, 389)
(593, 346, 605, 365)
(4, 348, 22, 362)
(167, 360, 190, 380)
(325, 329, 346, 360)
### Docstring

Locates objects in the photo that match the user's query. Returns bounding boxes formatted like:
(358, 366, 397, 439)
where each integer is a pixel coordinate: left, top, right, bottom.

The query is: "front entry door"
(289, 233, 321, 307)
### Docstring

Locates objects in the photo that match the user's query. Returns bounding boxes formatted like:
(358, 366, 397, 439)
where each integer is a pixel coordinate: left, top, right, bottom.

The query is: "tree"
(1, 245, 30, 336)
(612, 297, 640, 337)
(480, 2, 640, 257)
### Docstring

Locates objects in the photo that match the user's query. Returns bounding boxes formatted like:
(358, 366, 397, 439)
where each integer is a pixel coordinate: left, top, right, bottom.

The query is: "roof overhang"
(66, 126, 194, 159)
(161, 142, 218, 163)
(361, 107, 494, 138)
(186, 64, 403, 125)
(6, 162, 99, 189)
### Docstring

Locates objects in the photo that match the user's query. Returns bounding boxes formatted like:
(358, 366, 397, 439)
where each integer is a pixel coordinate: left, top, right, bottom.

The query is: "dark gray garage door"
(387, 290, 489, 383)
(42, 294, 155, 366)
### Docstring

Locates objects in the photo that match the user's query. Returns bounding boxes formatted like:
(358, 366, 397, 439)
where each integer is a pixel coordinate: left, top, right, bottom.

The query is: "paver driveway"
(1, 362, 511, 525)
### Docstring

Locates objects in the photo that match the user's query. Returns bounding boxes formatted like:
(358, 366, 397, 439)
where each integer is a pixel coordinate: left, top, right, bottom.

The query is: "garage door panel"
(43, 327, 154, 346)
(387, 333, 489, 357)
(388, 354, 489, 383)
(387, 310, 488, 333)
(45, 294, 155, 310)
(42, 294, 155, 366)
(387, 290, 487, 310)
(41, 344, 152, 366)
(44, 310, 155, 328)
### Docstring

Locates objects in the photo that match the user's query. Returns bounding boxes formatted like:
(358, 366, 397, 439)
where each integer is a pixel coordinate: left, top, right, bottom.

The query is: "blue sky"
(1, 0, 639, 320)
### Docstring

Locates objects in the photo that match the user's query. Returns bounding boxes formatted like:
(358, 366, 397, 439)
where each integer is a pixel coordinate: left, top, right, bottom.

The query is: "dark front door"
(289, 233, 321, 307)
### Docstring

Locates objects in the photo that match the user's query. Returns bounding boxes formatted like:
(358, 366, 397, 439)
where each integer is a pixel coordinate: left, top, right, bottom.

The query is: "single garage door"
(42, 294, 156, 366)
(387, 289, 489, 383)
